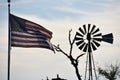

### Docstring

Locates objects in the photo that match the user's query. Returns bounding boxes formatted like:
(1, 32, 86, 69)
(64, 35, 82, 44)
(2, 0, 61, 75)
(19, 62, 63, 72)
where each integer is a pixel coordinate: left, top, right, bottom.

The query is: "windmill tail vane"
(102, 33, 113, 44)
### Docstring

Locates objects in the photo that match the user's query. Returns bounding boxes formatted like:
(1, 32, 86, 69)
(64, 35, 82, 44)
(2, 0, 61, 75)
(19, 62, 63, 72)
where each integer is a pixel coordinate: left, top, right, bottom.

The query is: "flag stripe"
(11, 32, 46, 39)
(12, 44, 51, 49)
(12, 40, 52, 49)
(26, 22, 52, 35)
(26, 27, 52, 38)
(12, 41, 49, 46)
(11, 38, 48, 43)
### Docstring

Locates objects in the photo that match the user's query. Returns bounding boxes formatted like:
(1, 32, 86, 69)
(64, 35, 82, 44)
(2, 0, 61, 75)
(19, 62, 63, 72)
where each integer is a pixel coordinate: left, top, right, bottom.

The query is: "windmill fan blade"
(90, 25, 96, 33)
(75, 37, 83, 41)
(92, 28, 100, 35)
(79, 42, 86, 50)
(91, 42, 97, 51)
(93, 40, 100, 47)
(83, 44, 88, 52)
(88, 43, 92, 53)
(76, 40, 84, 46)
(93, 38, 102, 42)
(88, 24, 91, 33)
(93, 33, 102, 37)
(79, 27, 85, 35)
(102, 33, 113, 44)
(83, 24, 86, 33)
(76, 32, 84, 37)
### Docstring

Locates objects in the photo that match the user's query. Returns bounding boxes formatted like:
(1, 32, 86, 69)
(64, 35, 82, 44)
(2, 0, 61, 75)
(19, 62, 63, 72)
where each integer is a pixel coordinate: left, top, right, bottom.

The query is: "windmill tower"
(75, 24, 113, 80)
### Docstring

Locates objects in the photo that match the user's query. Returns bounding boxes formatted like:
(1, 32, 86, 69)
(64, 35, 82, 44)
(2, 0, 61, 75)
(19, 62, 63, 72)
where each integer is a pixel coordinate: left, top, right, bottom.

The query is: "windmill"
(75, 24, 113, 80)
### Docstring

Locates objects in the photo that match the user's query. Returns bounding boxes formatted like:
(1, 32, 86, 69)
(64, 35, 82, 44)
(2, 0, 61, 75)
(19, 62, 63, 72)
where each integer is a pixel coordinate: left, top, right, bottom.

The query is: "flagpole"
(8, 0, 11, 80)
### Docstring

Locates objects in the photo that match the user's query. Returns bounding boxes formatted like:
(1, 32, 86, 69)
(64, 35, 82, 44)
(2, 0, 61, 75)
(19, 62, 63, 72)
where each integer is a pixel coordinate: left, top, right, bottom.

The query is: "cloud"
(11, 0, 35, 4)
(54, 6, 92, 16)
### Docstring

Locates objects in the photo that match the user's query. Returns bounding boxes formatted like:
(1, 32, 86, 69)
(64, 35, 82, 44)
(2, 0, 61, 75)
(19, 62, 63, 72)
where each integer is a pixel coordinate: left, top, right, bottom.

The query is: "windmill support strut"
(84, 51, 97, 80)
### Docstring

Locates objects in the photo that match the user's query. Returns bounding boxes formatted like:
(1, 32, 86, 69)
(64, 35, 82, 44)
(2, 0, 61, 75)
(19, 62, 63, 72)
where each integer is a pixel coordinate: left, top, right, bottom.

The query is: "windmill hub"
(87, 33, 91, 41)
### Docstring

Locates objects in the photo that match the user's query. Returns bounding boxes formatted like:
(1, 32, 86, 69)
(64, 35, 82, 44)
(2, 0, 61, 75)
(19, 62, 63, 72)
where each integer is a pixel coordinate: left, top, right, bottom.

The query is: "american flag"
(10, 14, 54, 51)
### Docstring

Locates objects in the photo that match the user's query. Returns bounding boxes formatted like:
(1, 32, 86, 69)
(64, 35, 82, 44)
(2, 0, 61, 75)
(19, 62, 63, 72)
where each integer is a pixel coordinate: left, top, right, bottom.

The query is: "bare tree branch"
(53, 44, 69, 57)
(69, 29, 72, 45)
(53, 30, 83, 80)
(76, 53, 85, 61)
(69, 29, 76, 45)
(69, 29, 76, 56)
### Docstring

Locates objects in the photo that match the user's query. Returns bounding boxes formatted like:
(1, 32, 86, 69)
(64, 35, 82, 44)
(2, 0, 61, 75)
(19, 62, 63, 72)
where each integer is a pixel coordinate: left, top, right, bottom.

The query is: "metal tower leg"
(84, 52, 97, 80)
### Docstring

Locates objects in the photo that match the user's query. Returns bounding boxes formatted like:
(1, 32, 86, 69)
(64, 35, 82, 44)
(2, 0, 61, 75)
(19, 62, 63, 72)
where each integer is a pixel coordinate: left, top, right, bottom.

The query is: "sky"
(0, 0, 120, 80)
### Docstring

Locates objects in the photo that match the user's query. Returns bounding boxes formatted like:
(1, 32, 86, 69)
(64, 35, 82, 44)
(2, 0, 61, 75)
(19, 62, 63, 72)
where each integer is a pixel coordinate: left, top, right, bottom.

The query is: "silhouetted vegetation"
(98, 64, 120, 80)
(43, 74, 67, 80)
(52, 74, 67, 80)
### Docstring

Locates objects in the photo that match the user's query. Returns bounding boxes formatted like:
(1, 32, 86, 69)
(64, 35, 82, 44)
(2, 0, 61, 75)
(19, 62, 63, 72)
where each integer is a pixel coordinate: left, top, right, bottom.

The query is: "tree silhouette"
(53, 30, 85, 80)
(98, 64, 120, 80)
